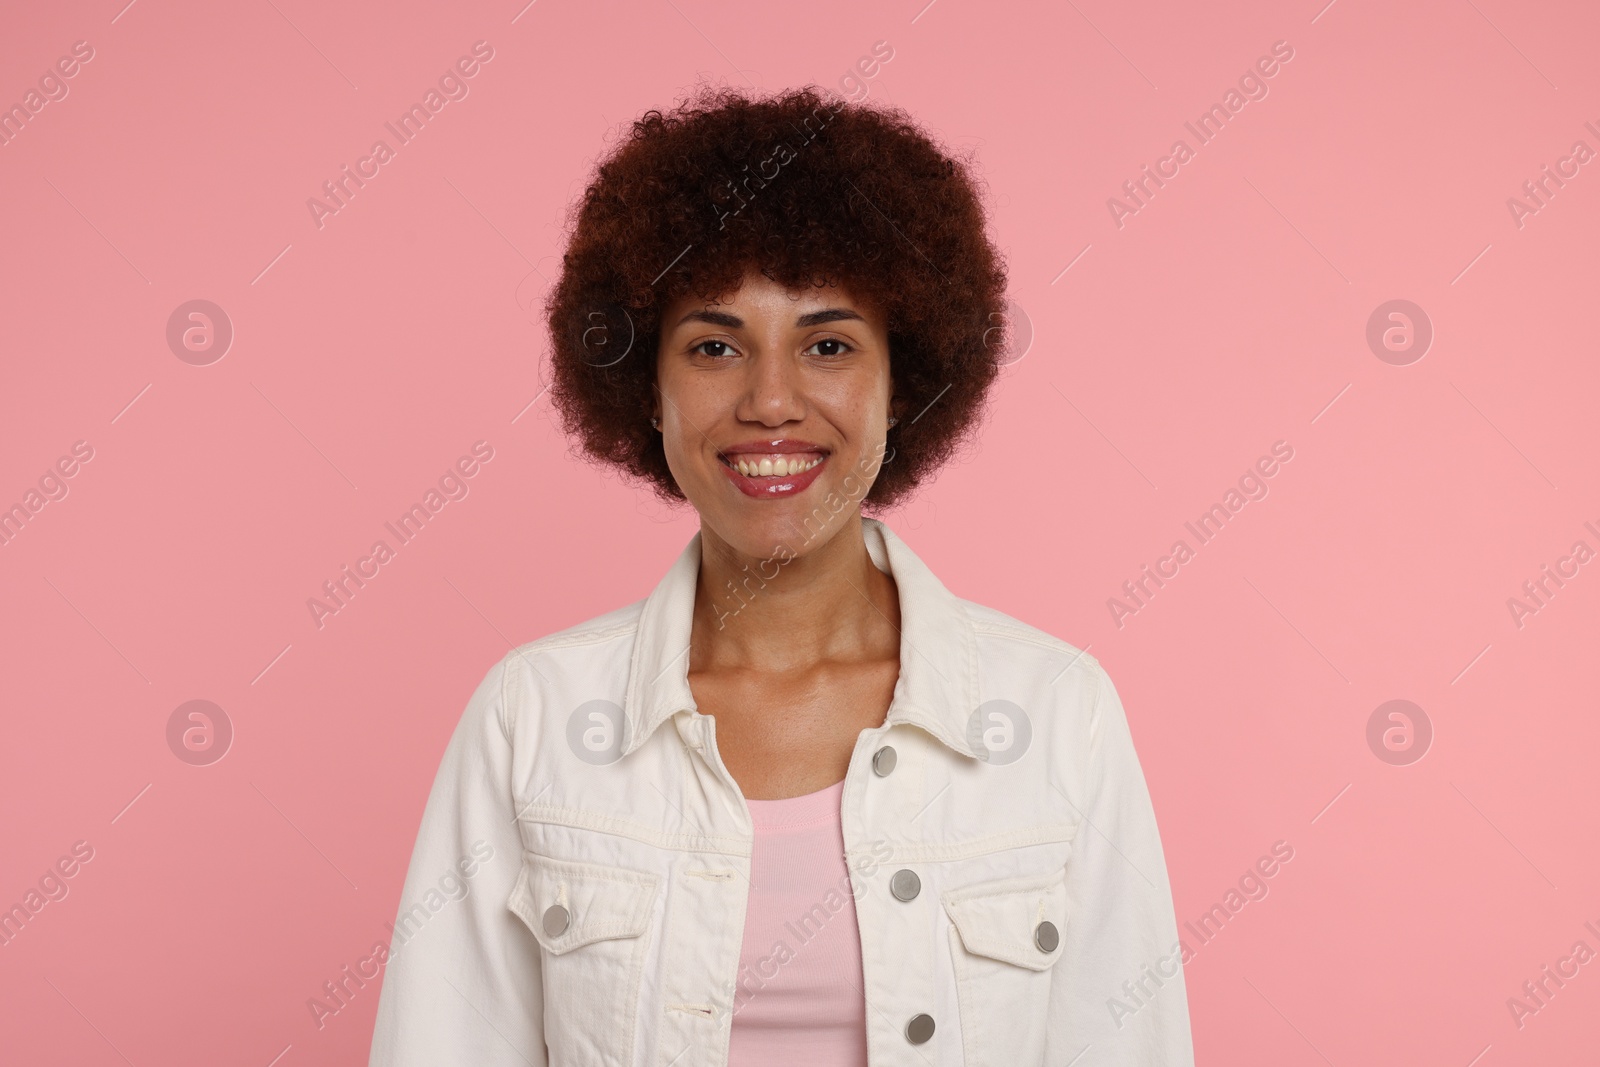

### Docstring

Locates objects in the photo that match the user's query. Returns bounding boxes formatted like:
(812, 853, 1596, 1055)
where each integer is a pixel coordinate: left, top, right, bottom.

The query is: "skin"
(652, 266, 907, 800)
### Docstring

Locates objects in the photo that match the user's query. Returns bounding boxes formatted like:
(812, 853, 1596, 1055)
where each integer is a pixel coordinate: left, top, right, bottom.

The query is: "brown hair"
(544, 82, 1010, 510)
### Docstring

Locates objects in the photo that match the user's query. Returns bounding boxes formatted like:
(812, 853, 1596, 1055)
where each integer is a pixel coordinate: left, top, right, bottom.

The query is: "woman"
(369, 85, 1193, 1066)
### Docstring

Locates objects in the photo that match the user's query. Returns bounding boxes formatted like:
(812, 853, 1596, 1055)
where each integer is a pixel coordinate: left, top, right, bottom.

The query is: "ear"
(886, 347, 903, 422)
(888, 388, 905, 426)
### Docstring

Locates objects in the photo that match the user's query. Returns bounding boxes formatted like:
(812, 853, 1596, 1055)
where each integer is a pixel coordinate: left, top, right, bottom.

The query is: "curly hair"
(543, 82, 1010, 510)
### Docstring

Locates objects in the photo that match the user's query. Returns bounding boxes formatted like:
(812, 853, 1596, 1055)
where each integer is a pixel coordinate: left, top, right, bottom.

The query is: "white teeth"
(729, 454, 823, 477)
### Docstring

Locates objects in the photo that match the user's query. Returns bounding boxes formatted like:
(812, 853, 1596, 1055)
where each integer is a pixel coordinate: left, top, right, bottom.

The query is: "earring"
(887, 415, 898, 428)
(650, 416, 660, 430)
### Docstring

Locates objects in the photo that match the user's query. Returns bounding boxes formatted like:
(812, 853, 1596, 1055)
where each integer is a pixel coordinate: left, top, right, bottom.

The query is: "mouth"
(717, 449, 830, 498)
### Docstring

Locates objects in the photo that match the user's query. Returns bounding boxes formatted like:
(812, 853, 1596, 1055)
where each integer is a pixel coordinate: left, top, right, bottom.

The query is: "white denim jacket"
(369, 518, 1194, 1066)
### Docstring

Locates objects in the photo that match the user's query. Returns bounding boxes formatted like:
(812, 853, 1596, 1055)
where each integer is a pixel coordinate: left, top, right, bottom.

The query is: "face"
(653, 267, 897, 560)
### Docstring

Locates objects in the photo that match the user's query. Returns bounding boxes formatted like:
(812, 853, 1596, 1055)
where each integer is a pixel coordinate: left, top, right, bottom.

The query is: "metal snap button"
(905, 1012, 935, 1044)
(872, 745, 897, 776)
(542, 904, 570, 937)
(890, 868, 921, 901)
(1034, 919, 1059, 952)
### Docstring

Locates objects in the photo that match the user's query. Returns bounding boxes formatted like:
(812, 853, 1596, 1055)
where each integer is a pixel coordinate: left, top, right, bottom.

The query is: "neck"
(691, 513, 900, 672)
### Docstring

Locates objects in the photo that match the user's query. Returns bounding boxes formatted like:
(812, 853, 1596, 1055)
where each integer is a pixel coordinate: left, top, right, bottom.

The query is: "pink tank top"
(728, 778, 868, 1065)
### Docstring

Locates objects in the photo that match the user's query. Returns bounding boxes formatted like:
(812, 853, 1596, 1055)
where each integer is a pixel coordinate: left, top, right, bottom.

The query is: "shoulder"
(957, 598, 1143, 796)
(459, 599, 647, 738)
(956, 597, 1122, 762)
(959, 596, 1104, 689)
(500, 596, 645, 682)
(513, 598, 646, 659)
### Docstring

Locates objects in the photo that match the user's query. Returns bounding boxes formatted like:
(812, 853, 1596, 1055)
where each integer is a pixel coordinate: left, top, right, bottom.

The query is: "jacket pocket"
(942, 866, 1069, 1064)
(509, 851, 660, 1066)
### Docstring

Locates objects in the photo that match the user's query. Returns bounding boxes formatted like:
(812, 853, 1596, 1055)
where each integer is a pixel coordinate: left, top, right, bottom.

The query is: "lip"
(717, 438, 830, 457)
(717, 443, 830, 499)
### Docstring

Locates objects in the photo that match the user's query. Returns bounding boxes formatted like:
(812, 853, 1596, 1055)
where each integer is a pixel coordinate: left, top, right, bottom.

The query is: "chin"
(728, 510, 811, 554)
(705, 501, 840, 560)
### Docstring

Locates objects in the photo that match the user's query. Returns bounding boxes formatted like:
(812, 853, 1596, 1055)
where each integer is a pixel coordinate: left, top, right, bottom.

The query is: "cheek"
(659, 426, 694, 479)
(823, 375, 889, 431)
(655, 353, 718, 416)
(660, 379, 728, 448)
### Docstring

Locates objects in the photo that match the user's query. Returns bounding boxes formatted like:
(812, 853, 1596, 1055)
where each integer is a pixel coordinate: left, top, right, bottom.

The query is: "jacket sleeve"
(1045, 664, 1195, 1065)
(369, 653, 547, 1067)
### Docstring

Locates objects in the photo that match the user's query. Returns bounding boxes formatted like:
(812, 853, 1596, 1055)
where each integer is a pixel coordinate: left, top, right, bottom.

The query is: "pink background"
(3, 0, 1598, 1063)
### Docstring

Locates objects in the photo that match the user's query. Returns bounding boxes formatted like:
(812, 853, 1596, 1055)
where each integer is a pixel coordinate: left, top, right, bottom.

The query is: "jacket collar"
(621, 516, 981, 761)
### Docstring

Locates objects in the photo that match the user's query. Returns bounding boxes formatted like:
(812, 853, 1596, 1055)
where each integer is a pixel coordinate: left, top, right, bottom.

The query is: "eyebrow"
(673, 307, 866, 329)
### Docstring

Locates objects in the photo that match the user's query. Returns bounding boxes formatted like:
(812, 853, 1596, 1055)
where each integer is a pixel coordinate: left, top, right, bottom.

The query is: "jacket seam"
(495, 652, 513, 747)
(941, 865, 1068, 905)
(968, 616, 1100, 665)
(517, 804, 755, 856)
(510, 618, 641, 657)
(872, 822, 1079, 864)
(1087, 665, 1110, 802)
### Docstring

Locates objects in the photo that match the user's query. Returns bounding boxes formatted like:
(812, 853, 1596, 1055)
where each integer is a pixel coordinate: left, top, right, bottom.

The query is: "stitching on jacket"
(880, 820, 1079, 864)
(496, 652, 514, 746)
(519, 854, 660, 954)
(942, 865, 1068, 906)
(968, 617, 1092, 654)
(948, 923, 982, 1061)
(508, 617, 641, 658)
(516, 803, 755, 856)
(942, 869, 1068, 967)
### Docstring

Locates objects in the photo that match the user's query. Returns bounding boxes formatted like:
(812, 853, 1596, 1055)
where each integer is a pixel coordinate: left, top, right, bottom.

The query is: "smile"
(717, 451, 829, 498)
(723, 453, 823, 477)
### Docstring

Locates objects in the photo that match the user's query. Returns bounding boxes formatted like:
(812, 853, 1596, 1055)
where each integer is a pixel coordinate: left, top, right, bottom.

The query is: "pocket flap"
(942, 867, 1069, 971)
(508, 852, 659, 955)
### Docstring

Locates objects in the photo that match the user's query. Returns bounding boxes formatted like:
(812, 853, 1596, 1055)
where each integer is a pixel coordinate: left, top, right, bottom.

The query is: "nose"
(734, 346, 807, 427)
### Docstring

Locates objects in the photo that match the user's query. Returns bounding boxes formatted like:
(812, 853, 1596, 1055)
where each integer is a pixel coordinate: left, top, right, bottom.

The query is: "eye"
(692, 339, 736, 358)
(806, 338, 855, 358)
